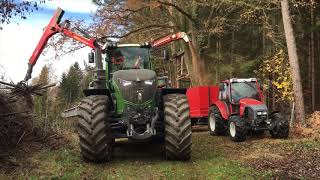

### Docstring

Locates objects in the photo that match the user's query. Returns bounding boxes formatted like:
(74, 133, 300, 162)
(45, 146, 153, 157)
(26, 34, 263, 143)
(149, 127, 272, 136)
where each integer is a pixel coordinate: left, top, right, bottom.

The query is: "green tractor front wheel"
(77, 95, 113, 163)
(163, 94, 192, 160)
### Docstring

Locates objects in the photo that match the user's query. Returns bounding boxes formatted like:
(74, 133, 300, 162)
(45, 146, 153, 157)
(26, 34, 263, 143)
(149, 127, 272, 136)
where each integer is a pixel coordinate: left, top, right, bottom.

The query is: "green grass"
(23, 149, 264, 180)
(282, 138, 320, 151)
(4, 132, 280, 179)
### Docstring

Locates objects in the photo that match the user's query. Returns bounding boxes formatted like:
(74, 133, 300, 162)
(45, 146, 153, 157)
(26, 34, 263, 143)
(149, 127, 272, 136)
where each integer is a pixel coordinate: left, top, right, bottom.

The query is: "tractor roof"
(102, 43, 151, 50)
(221, 78, 257, 83)
(117, 44, 142, 47)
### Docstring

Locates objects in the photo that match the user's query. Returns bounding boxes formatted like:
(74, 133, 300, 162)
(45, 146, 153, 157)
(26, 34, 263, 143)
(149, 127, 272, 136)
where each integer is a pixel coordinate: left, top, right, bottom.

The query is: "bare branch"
(99, 24, 175, 40)
(156, 0, 195, 23)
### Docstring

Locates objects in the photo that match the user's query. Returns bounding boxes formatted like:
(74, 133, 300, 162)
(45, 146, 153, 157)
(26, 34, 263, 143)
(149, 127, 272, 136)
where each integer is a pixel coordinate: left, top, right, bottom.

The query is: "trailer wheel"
(270, 112, 289, 138)
(228, 116, 246, 142)
(77, 95, 112, 163)
(208, 106, 226, 136)
(164, 94, 192, 160)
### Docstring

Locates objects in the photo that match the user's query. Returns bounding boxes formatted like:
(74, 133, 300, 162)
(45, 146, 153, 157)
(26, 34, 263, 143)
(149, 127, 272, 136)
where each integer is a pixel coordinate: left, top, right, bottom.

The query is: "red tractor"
(187, 78, 289, 142)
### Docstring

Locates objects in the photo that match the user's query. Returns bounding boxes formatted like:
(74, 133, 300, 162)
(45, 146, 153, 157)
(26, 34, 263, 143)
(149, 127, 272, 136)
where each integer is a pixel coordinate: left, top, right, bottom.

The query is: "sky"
(0, 0, 98, 83)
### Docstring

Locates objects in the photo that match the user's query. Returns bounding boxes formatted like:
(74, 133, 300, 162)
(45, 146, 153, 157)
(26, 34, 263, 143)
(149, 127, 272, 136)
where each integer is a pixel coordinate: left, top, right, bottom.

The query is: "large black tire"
(208, 106, 226, 136)
(270, 112, 289, 138)
(228, 116, 247, 142)
(77, 95, 112, 163)
(164, 94, 192, 160)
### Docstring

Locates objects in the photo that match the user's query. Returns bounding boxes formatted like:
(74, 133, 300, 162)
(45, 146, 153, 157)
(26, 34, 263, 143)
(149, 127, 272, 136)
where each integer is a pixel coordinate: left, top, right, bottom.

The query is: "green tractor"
(80, 40, 192, 162)
(22, 8, 192, 163)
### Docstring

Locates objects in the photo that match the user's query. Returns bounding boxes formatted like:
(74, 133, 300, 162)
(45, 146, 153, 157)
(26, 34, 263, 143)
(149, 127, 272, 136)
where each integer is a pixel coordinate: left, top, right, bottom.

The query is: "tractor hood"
(239, 98, 264, 106)
(113, 69, 156, 82)
(239, 98, 268, 118)
(112, 69, 157, 104)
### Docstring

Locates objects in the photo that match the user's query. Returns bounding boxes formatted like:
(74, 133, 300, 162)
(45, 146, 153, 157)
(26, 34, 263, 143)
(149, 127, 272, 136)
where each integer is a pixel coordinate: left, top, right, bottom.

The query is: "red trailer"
(186, 78, 289, 142)
(186, 86, 219, 121)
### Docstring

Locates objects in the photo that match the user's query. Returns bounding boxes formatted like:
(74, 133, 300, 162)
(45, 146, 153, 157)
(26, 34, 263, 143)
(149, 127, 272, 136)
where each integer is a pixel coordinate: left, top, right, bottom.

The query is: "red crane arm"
(150, 32, 190, 48)
(27, 8, 64, 66)
(24, 7, 97, 81)
(60, 29, 96, 49)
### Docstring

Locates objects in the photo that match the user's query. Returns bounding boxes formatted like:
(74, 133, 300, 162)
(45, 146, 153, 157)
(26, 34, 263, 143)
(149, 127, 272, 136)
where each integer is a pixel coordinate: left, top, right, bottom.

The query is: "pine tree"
(59, 62, 83, 106)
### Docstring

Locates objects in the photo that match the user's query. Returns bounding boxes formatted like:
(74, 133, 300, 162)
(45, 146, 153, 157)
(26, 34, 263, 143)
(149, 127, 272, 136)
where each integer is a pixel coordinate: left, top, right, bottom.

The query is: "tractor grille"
(112, 69, 157, 104)
(118, 81, 156, 103)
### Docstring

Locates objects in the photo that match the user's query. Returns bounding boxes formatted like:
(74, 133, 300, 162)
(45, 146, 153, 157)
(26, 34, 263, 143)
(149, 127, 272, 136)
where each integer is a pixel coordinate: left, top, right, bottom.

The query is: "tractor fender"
(229, 115, 246, 127)
(156, 88, 187, 111)
(82, 88, 114, 112)
(83, 88, 112, 99)
(212, 101, 229, 120)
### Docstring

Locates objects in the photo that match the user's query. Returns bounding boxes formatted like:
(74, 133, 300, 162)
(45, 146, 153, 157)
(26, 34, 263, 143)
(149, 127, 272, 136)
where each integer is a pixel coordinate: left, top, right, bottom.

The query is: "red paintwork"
(186, 86, 220, 118)
(214, 101, 230, 120)
(186, 86, 210, 118)
(60, 28, 96, 49)
(239, 98, 264, 116)
(209, 86, 219, 104)
(150, 32, 189, 47)
(28, 8, 64, 66)
(28, 7, 97, 67)
(186, 79, 265, 121)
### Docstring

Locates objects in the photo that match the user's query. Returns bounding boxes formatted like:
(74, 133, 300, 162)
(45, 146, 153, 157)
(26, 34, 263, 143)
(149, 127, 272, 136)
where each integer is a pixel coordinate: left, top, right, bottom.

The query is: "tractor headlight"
(118, 78, 132, 86)
(144, 79, 154, 85)
(257, 111, 268, 115)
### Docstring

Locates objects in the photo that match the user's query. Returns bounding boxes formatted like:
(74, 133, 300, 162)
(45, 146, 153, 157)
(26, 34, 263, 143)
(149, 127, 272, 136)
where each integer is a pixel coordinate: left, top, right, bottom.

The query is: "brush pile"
(0, 81, 55, 150)
(291, 111, 320, 138)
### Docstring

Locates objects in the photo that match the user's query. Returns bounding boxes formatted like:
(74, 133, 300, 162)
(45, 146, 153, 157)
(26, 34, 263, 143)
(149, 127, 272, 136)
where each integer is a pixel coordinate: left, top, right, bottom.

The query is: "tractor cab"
(219, 78, 263, 115)
(105, 44, 151, 76)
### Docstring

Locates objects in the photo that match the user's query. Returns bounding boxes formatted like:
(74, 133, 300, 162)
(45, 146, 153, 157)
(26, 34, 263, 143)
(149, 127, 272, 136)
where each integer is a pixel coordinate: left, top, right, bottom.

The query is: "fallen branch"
(0, 80, 56, 97)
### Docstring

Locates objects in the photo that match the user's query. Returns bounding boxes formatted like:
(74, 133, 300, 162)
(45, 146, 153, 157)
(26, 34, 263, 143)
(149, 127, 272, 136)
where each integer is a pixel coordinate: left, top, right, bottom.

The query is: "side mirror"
(163, 49, 169, 61)
(88, 51, 94, 63)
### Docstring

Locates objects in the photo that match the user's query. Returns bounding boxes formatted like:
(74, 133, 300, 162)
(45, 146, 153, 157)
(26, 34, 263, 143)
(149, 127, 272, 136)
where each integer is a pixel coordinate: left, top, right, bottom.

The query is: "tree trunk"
(311, 0, 315, 111)
(308, 41, 312, 107)
(230, 31, 234, 77)
(281, 0, 306, 125)
(318, 34, 320, 109)
(182, 25, 210, 86)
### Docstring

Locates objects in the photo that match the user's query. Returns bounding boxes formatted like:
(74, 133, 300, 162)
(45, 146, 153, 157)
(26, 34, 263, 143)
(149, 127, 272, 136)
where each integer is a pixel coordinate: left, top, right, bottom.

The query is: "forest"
(21, 0, 320, 122)
(0, 0, 320, 179)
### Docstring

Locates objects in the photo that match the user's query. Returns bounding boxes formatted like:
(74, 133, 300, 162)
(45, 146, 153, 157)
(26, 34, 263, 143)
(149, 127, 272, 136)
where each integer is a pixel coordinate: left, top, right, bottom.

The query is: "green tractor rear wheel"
(77, 95, 113, 163)
(163, 94, 192, 160)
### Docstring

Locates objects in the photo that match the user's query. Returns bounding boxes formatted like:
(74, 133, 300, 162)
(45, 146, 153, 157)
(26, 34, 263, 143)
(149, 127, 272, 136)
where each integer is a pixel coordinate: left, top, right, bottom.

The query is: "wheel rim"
(209, 113, 216, 132)
(229, 122, 236, 137)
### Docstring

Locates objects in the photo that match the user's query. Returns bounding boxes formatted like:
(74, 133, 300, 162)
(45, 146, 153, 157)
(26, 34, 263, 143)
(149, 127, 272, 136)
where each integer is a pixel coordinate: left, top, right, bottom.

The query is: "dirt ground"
(0, 127, 319, 179)
(0, 110, 319, 179)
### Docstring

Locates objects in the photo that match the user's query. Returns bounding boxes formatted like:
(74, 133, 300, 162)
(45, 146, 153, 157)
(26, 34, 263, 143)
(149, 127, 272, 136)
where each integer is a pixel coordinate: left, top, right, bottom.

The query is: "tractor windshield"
(108, 47, 150, 72)
(231, 82, 260, 102)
